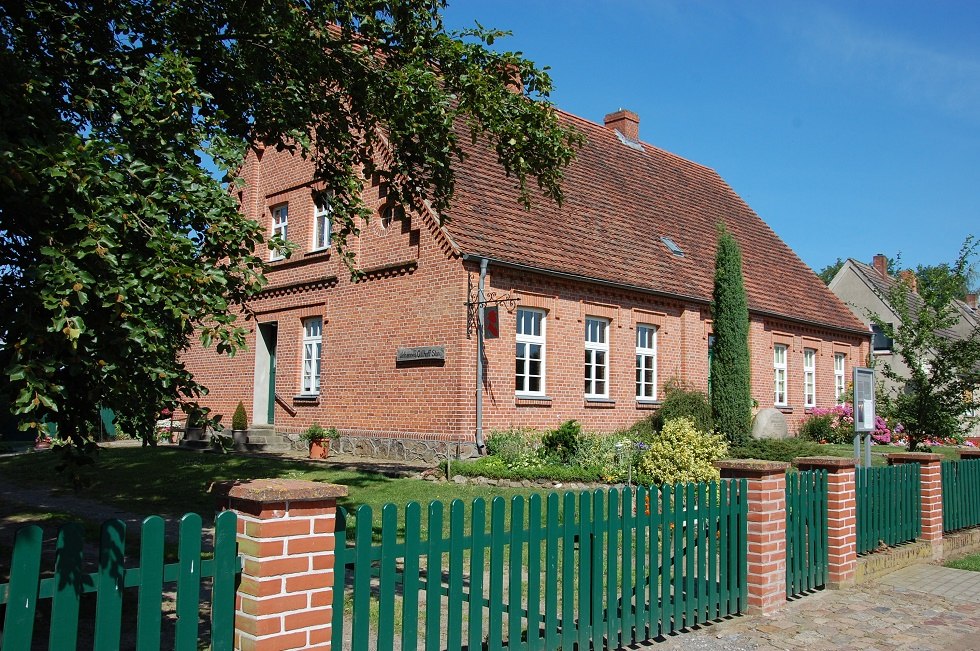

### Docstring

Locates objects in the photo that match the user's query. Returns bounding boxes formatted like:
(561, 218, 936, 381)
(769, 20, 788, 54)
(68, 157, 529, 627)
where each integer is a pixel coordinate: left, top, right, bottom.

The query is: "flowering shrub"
(480, 426, 639, 481)
(636, 417, 728, 485)
(797, 403, 897, 445)
(485, 428, 546, 471)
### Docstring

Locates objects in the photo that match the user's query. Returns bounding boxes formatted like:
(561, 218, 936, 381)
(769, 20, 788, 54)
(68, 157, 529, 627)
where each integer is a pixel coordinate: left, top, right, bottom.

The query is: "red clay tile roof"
(442, 109, 868, 334)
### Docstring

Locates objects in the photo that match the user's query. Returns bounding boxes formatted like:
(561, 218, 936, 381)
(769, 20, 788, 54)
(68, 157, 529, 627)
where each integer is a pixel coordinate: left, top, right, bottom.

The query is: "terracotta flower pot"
(309, 439, 330, 459)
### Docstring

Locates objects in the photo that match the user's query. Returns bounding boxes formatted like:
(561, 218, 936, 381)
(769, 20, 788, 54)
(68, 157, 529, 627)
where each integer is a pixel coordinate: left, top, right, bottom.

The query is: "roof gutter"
(461, 253, 871, 339)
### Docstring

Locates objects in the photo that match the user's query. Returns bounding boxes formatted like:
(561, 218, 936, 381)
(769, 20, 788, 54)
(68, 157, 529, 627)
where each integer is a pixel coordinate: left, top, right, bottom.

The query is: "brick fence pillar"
(887, 453, 943, 560)
(793, 456, 857, 588)
(213, 479, 348, 651)
(960, 449, 980, 460)
(715, 460, 789, 615)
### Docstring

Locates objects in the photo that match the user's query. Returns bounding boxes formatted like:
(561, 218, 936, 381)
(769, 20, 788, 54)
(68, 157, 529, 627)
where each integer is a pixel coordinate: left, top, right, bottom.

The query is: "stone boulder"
(751, 408, 789, 440)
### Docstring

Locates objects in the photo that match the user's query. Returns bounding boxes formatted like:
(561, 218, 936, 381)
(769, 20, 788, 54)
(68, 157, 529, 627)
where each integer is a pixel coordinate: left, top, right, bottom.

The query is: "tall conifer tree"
(710, 225, 752, 444)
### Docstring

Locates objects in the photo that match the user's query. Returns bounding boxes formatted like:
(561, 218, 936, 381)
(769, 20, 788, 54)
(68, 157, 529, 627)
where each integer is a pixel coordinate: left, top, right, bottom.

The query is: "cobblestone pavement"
(647, 565, 980, 651)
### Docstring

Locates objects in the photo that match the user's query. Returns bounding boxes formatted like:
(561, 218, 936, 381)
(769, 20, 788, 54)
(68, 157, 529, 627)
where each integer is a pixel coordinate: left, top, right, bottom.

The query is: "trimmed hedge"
(728, 437, 824, 462)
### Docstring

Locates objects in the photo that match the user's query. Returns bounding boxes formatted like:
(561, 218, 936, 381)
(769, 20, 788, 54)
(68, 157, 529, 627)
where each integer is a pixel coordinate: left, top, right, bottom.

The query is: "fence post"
(715, 460, 788, 615)
(887, 453, 943, 560)
(793, 456, 857, 588)
(212, 479, 348, 651)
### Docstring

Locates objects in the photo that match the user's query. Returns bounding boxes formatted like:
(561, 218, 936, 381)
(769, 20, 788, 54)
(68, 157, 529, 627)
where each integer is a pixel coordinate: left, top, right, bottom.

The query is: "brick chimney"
(966, 293, 978, 310)
(872, 254, 889, 277)
(604, 109, 640, 141)
(500, 62, 522, 94)
(899, 270, 918, 293)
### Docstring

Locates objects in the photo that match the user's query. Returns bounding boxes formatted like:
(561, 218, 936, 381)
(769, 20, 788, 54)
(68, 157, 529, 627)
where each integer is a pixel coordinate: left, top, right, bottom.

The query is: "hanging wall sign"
(484, 306, 500, 339)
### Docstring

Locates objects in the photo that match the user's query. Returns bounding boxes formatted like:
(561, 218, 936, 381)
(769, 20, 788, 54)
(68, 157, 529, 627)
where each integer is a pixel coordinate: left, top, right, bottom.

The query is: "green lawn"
(0, 443, 967, 517)
(0, 447, 546, 533)
(945, 553, 980, 572)
(816, 443, 963, 466)
(0, 442, 970, 537)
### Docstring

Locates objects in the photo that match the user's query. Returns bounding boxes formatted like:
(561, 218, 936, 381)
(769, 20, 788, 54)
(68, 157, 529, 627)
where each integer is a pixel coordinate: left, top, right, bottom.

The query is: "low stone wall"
(856, 541, 935, 584)
(942, 527, 980, 560)
(854, 527, 980, 584)
(442, 473, 625, 493)
(334, 435, 479, 464)
(270, 428, 480, 463)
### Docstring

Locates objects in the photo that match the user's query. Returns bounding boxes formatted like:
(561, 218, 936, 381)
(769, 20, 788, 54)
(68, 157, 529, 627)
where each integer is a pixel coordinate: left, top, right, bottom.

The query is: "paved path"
(648, 564, 980, 651)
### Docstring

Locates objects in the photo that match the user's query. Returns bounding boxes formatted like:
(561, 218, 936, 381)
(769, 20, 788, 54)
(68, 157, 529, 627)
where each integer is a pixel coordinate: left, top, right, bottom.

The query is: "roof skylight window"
(661, 236, 684, 256)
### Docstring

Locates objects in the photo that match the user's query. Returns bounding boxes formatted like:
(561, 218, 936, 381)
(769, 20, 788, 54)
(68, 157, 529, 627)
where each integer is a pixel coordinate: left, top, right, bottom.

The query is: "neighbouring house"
(182, 108, 870, 459)
(829, 254, 980, 438)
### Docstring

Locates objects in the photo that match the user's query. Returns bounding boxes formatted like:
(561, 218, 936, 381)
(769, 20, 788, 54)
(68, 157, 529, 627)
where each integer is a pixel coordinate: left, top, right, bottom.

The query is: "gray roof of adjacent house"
(831, 258, 973, 341)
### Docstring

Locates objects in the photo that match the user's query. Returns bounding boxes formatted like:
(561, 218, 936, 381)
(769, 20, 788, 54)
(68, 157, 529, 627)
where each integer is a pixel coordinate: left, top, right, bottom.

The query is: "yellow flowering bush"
(636, 417, 728, 485)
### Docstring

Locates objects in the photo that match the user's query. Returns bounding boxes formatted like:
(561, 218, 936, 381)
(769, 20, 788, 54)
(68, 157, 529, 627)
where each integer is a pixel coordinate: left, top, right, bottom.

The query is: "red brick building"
(183, 108, 870, 458)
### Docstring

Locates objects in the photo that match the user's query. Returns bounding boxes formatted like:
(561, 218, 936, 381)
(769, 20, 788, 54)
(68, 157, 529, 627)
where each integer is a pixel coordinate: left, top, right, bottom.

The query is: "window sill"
(293, 394, 320, 405)
(304, 248, 331, 258)
(776, 405, 793, 414)
(585, 398, 615, 408)
(516, 395, 552, 407)
(635, 399, 662, 410)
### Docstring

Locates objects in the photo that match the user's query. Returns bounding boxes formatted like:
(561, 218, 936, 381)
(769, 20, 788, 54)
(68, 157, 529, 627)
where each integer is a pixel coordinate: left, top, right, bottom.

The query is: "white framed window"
(301, 317, 322, 395)
(773, 344, 787, 406)
(312, 202, 331, 251)
(834, 353, 846, 402)
(515, 308, 545, 396)
(584, 317, 609, 399)
(635, 324, 657, 400)
(803, 348, 816, 408)
(270, 204, 288, 260)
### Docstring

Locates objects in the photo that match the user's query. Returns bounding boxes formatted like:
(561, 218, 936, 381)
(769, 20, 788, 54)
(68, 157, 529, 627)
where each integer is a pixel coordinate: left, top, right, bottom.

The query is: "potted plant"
(231, 401, 249, 451)
(301, 424, 339, 459)
(184, 408, 206, 441)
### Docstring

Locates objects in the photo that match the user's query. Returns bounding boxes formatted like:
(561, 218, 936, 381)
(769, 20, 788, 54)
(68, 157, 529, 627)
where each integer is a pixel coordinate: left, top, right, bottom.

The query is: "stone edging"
(430, 471, 632, 492)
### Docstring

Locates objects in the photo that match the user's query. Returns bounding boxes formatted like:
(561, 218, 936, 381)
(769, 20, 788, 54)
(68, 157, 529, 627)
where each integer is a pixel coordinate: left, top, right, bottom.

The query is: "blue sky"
(442, 0, 980, 274)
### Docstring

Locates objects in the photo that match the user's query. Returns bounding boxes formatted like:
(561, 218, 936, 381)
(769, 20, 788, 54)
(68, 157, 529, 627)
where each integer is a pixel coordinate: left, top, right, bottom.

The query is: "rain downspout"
(475, 257, 488, 454)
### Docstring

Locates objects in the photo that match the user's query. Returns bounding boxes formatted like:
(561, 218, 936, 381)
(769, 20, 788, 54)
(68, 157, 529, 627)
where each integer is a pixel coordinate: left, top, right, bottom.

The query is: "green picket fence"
(785, 469, 828, 597)
(333, 480, 748, 651)
(0, 511, 241, 651)
(856, 464, 921, 555)
(942, 459, 980, 533)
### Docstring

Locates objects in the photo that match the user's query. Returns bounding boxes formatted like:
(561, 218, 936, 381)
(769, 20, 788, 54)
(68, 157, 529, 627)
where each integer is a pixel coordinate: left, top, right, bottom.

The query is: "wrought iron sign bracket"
(465, 275, 520, 339)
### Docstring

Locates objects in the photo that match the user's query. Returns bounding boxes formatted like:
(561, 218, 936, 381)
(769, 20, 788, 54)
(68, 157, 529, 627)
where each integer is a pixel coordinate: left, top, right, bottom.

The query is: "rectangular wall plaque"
(396, 346, 446, 362)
